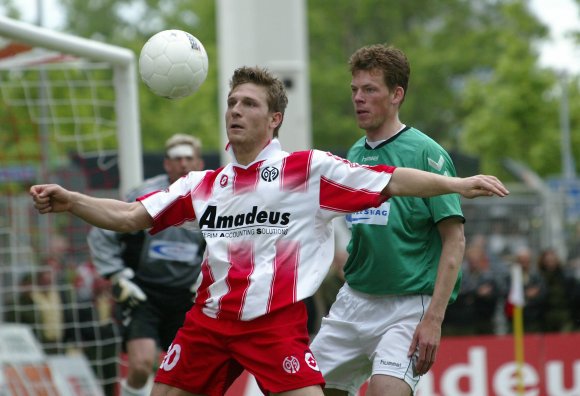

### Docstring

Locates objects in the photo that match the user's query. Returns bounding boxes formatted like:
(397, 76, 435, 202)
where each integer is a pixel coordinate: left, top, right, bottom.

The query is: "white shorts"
(310, 284, 431, 395)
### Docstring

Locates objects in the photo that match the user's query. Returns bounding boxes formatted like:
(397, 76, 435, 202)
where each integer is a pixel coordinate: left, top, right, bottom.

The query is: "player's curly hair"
(229, 66, 288, 137)
(349, 44, 410, 104)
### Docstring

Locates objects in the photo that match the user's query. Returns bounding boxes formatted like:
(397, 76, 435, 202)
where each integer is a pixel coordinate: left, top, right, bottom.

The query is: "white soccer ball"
(139, 30, 208, 99)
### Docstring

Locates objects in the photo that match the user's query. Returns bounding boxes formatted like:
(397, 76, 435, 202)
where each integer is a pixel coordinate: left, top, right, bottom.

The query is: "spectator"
(571, 273, 580, 330)
(444, 240, 500, 335)
(538, 248, 575, 332)
(506, 247, 546, 333)
(566, 222, 580, 330)
(11, 267, 75, 355)
(73, 260, 120, 396)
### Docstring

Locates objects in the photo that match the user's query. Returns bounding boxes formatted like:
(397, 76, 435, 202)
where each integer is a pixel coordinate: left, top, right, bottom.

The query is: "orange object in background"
(4, 363, 59, 396)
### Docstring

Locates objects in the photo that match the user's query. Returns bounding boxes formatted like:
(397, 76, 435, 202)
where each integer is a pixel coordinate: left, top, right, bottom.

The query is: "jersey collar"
(226, 138, 286, 168)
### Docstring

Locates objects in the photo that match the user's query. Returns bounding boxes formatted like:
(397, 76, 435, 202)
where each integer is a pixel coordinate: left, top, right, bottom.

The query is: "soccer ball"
(139, 30, 208, 99)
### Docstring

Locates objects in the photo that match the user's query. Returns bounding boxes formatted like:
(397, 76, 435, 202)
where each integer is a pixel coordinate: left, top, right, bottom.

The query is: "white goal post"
(0, 16, 142, 394)
(0, 15, 142, 195)
(216, 0, 311, 166)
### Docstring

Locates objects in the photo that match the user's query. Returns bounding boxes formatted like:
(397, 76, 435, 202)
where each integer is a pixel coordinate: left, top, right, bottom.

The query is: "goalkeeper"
(87, 134, 206, 396)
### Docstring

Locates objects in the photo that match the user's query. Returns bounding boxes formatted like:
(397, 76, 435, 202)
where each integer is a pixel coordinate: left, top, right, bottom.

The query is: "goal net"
(0, 15, 142, 396)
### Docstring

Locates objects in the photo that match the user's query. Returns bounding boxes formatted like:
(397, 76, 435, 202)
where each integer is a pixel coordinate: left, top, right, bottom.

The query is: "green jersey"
(344, 126, 464, 301)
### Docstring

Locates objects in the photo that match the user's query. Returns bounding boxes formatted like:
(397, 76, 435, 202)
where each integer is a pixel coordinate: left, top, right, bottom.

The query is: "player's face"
(351, 69, 399, 134)
(164, 152, 201, 183)
(226, 83, 276, 148)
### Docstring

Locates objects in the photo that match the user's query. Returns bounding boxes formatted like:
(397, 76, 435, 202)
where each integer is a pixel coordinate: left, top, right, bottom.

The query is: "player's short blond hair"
(165, 134, 202, 158)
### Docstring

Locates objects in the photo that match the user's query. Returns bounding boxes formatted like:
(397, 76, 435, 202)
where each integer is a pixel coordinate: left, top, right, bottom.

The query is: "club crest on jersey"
(261, 166, 279, 182)
(282, 356, 300, 374)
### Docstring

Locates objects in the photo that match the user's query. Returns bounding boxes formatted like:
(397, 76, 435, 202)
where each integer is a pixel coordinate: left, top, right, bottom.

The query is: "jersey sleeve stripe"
(320, 176, 388, 213)
(146, 191, 196, 235)
(193, 168, 224, 200)
(281, 150, 311, 192)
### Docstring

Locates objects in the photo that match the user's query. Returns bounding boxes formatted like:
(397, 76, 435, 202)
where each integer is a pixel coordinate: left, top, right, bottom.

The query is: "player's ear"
(270, 112, 283, 130)
(393, 86, 405, 105)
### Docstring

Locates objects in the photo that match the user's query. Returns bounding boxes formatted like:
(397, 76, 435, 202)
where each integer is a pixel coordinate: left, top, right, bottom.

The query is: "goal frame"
(0, 15, 143, 195)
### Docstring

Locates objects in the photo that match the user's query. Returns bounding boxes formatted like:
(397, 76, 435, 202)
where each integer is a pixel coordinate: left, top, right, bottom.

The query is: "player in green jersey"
(310, 44, 465, 396)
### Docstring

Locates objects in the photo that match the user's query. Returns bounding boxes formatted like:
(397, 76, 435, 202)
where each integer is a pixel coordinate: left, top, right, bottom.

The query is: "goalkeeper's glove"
(110, 268, 147, 308)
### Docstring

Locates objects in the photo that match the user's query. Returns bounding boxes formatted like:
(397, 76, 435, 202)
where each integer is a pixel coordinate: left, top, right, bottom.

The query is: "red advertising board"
(118, 332, 580, 396)
(416, 333, 580, 396)
(225, 333, 580, 396)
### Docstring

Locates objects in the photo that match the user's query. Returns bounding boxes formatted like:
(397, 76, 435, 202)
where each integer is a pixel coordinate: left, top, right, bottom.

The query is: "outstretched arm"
(30, 184, 152, 233)
(383, 168, 509, 198)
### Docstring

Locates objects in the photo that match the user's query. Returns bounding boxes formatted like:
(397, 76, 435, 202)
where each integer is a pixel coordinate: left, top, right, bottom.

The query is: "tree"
(59, 0, 221, 152)
(308, 0, 494, 149)
(2, 0, 578, 178)
(459, 1, 571, 178)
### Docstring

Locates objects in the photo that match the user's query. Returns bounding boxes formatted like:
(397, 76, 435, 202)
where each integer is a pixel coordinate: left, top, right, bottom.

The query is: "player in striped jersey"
(30, 66, 508, 396)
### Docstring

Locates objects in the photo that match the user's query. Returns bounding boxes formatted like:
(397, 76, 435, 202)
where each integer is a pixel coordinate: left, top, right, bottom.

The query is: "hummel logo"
(380, 360, 401, 368)
(428, 155, 450, 176)
(428, 155, 444, 171)
(362, 155, 379, 162)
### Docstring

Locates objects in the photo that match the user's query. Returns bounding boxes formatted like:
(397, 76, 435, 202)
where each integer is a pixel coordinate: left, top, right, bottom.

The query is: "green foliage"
(459, 1, 560, 178)
(0, 0, 22, 20)
(59, 0, 220, 153)
(308, 0, 484, 149)
(0, 66, 119, 164)
(3, 0, 580, 179)
(568, 75, 580, 171)
(307, 0, 580, 179)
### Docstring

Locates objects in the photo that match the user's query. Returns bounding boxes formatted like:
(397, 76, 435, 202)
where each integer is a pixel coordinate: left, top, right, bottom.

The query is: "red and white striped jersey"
(138, 140, 395, 321)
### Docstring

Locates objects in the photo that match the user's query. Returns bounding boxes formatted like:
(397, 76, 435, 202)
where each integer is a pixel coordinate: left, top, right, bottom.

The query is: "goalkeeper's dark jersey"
(87, 174, 205, 291)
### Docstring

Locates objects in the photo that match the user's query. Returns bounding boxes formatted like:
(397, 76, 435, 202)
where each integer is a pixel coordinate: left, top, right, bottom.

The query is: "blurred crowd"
(2, 233, 121, 396)
(442, 235, 580, 336)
